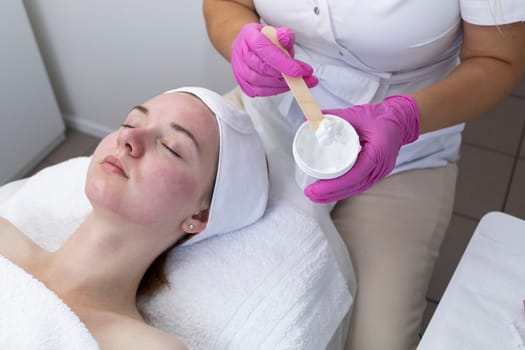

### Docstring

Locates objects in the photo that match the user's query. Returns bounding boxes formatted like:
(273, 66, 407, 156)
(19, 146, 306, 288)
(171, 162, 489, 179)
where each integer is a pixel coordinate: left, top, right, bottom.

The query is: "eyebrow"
(131, 105, 201, 152)
(131, 104, 149, 114)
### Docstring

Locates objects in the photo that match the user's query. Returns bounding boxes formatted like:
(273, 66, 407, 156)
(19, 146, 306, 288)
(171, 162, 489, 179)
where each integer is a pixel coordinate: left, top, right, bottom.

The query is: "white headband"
(164, 87, 269, 246)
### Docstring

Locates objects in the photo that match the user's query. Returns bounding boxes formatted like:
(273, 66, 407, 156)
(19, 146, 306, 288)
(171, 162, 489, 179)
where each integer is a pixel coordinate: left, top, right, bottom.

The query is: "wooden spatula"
(261, 26, 324, 130)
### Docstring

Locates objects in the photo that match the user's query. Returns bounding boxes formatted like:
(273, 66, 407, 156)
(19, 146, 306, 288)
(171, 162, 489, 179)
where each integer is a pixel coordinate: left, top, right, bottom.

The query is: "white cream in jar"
(293, 115, 361, 188)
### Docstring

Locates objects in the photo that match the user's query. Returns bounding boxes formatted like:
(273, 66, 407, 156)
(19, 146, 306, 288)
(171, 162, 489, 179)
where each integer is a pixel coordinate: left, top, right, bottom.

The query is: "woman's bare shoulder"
(99, 315, 187, 350)
(89, 310, 187, 350)
(140, 325, 187, 350)
(0, 216, 46, 264)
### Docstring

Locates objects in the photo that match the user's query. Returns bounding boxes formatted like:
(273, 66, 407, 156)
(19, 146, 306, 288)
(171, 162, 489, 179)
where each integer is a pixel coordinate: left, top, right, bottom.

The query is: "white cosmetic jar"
(292, 114, 361, 189)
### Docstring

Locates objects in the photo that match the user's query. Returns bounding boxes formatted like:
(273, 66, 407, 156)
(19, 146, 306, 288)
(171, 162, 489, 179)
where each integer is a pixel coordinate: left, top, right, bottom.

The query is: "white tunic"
(243, 0, 525, 174)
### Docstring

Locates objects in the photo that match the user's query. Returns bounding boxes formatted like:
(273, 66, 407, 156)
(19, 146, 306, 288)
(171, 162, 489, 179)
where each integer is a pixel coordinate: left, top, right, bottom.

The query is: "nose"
(117, 127, 146, 158)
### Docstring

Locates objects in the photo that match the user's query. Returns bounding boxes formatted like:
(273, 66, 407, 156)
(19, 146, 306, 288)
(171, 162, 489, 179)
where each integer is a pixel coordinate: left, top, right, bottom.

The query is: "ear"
(180, 208, 210, 234)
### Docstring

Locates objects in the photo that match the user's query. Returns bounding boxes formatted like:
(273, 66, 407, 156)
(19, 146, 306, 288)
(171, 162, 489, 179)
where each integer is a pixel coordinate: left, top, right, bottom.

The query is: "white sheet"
(418, 212, 525, 349)
(0, 155, 355, 350)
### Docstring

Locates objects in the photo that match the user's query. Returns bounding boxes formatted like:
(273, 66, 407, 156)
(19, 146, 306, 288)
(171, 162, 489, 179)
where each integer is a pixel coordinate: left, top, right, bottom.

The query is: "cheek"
(132, 164, 200, 225)
(92, 133, 117, 158)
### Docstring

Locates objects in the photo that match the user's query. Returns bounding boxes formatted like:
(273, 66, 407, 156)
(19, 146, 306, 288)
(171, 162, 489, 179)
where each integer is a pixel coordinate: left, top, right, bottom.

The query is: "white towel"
(0, 255, 99, 350)
(0, 158, 91, 252)
(0, 157, 354, 350)
(139, 199, 352, 349)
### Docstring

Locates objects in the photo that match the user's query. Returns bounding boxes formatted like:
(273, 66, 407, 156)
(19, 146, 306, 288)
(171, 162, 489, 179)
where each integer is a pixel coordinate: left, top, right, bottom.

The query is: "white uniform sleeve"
(461, 0, 525, 25)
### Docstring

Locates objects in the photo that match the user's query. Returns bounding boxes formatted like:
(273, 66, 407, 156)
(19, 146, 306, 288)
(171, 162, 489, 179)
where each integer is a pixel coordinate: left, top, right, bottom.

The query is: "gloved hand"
(304, 95, 420, 203)
(231, 23, 318, 97)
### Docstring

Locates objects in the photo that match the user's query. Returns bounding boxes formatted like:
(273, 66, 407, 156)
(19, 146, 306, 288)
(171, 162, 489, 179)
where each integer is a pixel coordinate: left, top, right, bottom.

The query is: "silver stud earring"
(188, 223, 195, 230)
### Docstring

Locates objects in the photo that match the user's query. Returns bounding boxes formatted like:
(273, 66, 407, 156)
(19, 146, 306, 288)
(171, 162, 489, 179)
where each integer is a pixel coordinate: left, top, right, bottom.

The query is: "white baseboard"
(63, 115, 113, 138)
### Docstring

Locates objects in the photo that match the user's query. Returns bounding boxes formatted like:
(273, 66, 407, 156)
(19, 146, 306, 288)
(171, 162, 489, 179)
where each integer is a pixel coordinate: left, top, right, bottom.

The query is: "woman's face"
(86, 92, 219, 231)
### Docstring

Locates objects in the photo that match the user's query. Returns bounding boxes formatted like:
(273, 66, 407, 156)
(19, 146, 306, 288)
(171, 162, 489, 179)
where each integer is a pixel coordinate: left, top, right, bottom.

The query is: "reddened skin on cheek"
(126, 165, 201, 227)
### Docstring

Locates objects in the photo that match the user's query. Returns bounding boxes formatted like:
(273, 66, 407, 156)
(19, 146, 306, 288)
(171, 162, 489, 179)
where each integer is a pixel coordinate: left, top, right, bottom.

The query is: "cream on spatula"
(261, 26, 325, 131)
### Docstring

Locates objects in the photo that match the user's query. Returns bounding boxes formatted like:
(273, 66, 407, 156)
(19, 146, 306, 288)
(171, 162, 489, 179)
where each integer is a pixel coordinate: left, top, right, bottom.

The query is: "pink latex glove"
(231, 23, 318, 97)
(305, 95, 421, 203)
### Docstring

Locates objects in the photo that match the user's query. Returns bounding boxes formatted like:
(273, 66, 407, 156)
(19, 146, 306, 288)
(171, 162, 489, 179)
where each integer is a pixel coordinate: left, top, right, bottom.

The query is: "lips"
(101, 155, 128, 178)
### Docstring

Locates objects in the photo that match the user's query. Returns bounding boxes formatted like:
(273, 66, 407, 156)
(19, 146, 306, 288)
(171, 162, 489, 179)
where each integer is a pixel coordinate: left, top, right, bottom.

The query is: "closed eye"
(121, 123, 135, 128)
(162, 143, 182, 159)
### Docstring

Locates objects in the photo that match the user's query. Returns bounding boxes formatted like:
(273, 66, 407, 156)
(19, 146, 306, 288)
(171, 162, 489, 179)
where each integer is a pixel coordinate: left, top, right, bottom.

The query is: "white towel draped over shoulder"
(0, 255, 99, 350)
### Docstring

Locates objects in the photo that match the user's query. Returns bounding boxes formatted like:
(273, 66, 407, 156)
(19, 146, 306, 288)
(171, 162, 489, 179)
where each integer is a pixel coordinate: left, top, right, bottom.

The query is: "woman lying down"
(0, 87, 269, 349)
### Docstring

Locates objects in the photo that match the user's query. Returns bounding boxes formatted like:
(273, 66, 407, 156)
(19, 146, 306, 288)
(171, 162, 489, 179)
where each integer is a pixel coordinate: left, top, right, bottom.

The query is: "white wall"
(24, 0, 236, 137)
(0, 0, 65, 184)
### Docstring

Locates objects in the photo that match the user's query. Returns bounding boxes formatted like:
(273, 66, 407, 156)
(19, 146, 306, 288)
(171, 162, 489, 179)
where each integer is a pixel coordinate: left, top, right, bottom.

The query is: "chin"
(84, 178, 156, 227)
(85, 178, 118, 211)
